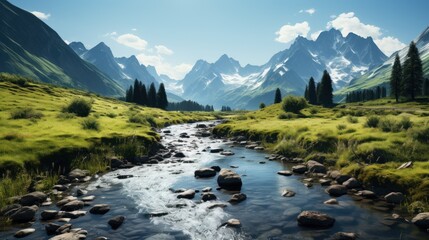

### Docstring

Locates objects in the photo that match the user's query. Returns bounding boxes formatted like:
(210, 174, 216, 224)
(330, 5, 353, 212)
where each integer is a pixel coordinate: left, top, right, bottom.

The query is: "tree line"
(390, 41, 428, 102)
(221, 106, 232, 111)
(304, 70, 333, 107)
(167, 100, 214, 112)
(345, 86, 387, 103)
(125, 79, 168, 110)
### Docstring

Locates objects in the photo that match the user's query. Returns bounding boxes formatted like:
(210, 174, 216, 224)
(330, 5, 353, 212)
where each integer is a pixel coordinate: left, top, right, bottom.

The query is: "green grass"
(0, 74, 216, 172)
(214, 98, 429, 206)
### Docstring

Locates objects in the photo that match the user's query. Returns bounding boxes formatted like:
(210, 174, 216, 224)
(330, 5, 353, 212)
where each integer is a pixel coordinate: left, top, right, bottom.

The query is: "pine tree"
(147, 83, 157, 107)
(308, 77, 317, 105)
(423, 78, 429, 96)
(156, 83, 168, 110)
(381, 87, 387, 98)
(132, 79, 141, 104)
(259, 102, 266, 109)
(274, 88, 282, 103)
(140, 84, 148, 106)
(402, 41, 423, 101)
(376, 86, 381, 99)
(317, 70, 333, 107)
(125, 85, 133, 102)
(304, 86, 309, 101)
(390, 54, 402, 103)
(316, 82, 321, 105)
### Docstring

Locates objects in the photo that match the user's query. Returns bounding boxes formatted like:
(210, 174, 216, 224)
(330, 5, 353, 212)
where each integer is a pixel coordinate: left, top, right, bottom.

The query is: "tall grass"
(0, 172, 32, 209)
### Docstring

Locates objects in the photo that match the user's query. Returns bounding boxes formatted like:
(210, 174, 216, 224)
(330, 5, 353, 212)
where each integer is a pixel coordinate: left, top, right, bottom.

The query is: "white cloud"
(131, 28, 137, 31)
(327, 12, 381, 39)
(31, 11, 50, 20)
(136, 53, 191, 79)
(275, 21, 310, 43)
(374, 37, 407, 56)
(155, 45, 174, 55)
(300, 8, 316, 15)
(311, 30, 323, 40)
(115, 33, 148, 51)
(328, 12, 406, 55)
(104, 32, 117, 37)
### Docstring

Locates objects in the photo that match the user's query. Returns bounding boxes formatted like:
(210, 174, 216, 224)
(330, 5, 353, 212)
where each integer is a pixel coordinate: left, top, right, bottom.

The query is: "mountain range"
(336, 26, 429, 99)
(173, 28, 387, 109)
(0, 0, 123, 96)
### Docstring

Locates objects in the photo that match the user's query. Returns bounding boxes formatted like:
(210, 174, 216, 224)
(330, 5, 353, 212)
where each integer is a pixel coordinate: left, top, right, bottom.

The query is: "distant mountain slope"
(336, 26, 429, 99)
(70, 41, 158, 89)
(0, 0, 123, 96)
(177, 29, 386, 109)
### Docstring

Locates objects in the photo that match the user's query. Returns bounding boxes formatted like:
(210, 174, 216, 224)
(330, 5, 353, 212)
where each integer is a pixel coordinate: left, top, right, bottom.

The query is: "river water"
(1, 121, 428, 239)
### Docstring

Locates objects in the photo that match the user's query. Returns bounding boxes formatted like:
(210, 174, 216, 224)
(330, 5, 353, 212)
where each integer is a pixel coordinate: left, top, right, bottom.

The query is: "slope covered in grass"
(0, 73, 214, 172)
(214, 98, 429, 203)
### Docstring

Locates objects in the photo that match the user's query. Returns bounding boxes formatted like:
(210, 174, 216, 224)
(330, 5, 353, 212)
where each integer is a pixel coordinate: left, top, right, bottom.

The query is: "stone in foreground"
(411, 212, 429, 229)
(330, 232, 359, 240)
(325, 185, 347, 197)
(384, 192, 405, 204)
(177, 189, 196, 199)
(14, 228, 35, 238)
(217, 169, 242, 191)
(297, 211, 335, 228)
(108, 215, 125, 230)
(89, 204, 110, 215)
(229, 193, 247, 203)
(194, 168, 217, 178)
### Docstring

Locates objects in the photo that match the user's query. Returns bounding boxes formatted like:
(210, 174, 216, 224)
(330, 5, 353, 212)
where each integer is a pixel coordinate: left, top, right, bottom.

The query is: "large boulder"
(411, 212, 429, 229)
(342, 178, 361, 189)
(306, 160, 326, 173)
(194, 168, 216, 178)
(292, 165, 308, 174)
(61, 200, 84, 212)
(110, 157, 124, 168)
(325, 185, 347, 197)
(384, 192, 405, 204)
(177, 190, 196, 199)
(10, 205, 38, 223)
(297, 211, 335, 228)
(19, 191, 47, 206)
(108, 215, 125, 230)
(217, 169, 242, 191)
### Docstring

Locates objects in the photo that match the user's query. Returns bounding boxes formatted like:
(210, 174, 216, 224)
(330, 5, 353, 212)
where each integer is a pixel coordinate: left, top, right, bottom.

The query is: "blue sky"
(9, 0, 429, 79)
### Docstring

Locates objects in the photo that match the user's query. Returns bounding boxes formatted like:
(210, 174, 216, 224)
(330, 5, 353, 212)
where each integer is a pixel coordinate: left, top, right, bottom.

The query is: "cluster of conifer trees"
(221, 106, 233, 111)
(345, 86, 387, 103)
(304, 70, 334, 107)
(390, 41, 428, 102)
(125, 79, 168, 110)
(167, 100, 214, 111)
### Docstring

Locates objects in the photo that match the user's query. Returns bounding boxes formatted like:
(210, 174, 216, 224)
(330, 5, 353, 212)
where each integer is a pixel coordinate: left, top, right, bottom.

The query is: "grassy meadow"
(0, 74, 217, 206)
(214, 98, 429, 209)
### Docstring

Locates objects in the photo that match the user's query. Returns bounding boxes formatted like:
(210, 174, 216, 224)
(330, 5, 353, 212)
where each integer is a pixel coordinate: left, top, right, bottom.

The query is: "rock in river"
(10, 205, 38, 223)
(217, 169, 242, 191)
(342, 178, 360, 189)
(330, 232, 359, 240)
(14, 228, 35, 238)
(306, 160, 326, 173)
(384, 192, 405, 204)
(19, 191, 47, 206)
(325, 185, 347, 197)
(194, 168, 217, 178)
(41, 210, 59, 220)
(292, 165, 307, 174)
(297, 211, 335, 228)
(177, 190, 196, 199)
(108, 215, 125, 230)
(282, 189, 296, 197)
(411, 212, 429, 229)
(49, 232, 86, 240)
(277, 170, 293, 176)
(89, 204, 110, 215)
(229, 193, 247, 203)
(61, 200, 84, 212)
(201, 192, 217, 201)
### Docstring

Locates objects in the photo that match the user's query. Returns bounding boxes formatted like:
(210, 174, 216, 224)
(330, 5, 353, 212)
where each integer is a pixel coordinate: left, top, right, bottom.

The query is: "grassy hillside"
(214, 98, 429, 205)
(0, 73, 215, 173)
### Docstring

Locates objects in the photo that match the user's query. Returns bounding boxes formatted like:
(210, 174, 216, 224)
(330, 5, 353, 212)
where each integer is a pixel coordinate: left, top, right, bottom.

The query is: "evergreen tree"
(147, 83, 157, 107)
(132, 79, 141, 104)
(259, 102, 266, 109)
(317, 70, 333, 107)
(125, 85, 133, 102)
(316, 82, 321, 105)
(390, 54, 402, 103)
(304, 86, 309, 101)
(140, 84, 148, 106)
(308, 77, 317, 105)
(381, 87, 387, 98)
(423, 78, 429, 96)
(376, 86, 381, 99)
(156, 83, 168, 110)
(274, 88, 282, 103)
(402, 41, 423, 100)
